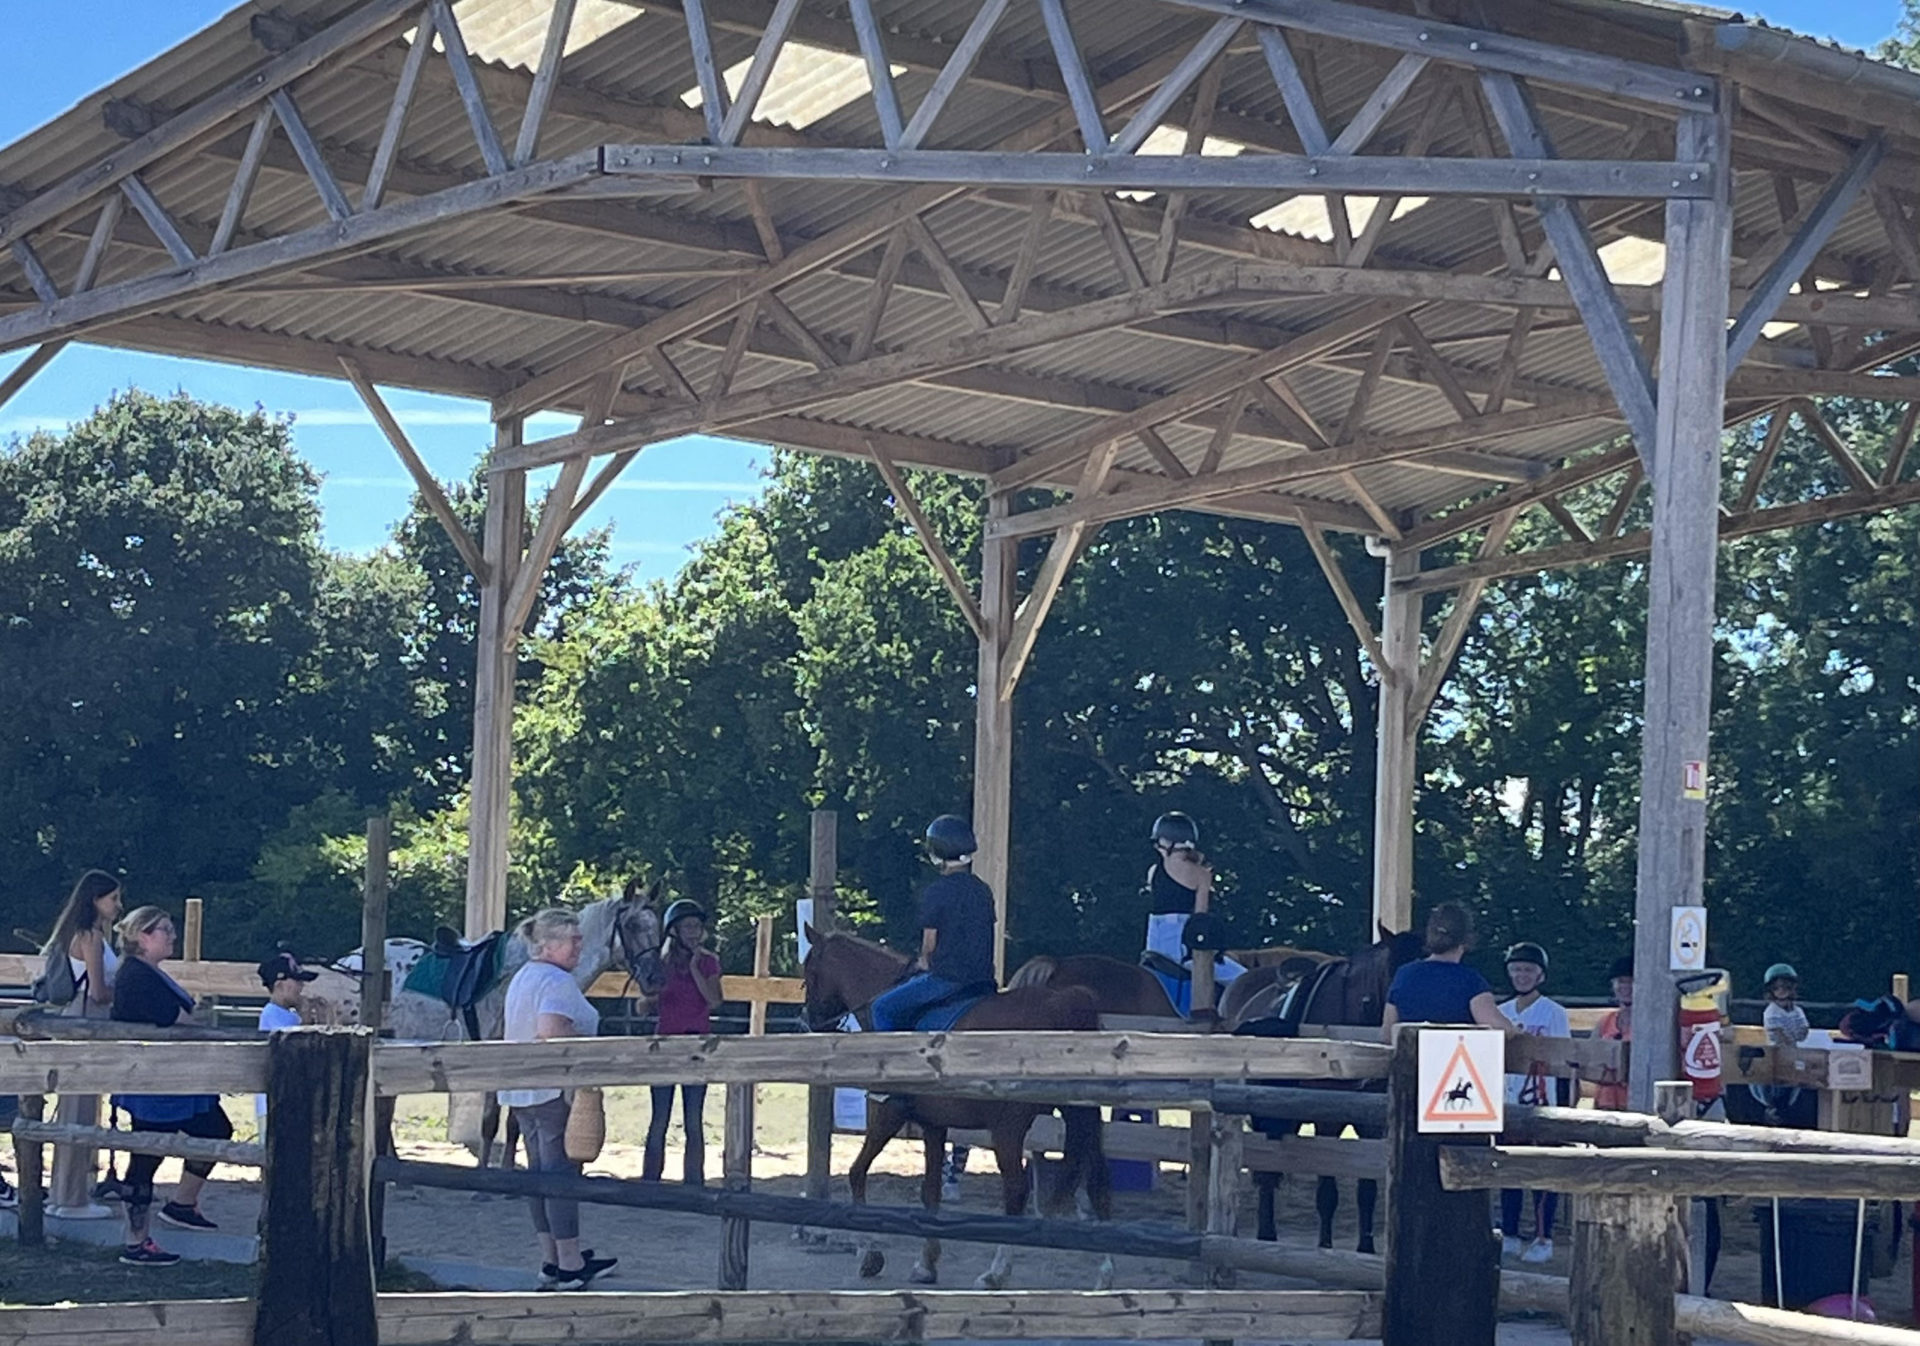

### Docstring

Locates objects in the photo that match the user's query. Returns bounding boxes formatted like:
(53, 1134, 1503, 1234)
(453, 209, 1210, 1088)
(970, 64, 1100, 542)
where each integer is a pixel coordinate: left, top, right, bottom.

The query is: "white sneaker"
(48, 1202, 115, 1220)
(942, 1178, 962, 1202)
(1521, 1238, 1554, 1264)
(1501, 1235, 1522, 1259)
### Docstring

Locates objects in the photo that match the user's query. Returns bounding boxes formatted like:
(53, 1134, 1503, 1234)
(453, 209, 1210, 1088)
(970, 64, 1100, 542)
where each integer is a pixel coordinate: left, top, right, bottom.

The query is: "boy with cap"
(1498, 941, 1569, 1264)
(255, 952, 315, 1138)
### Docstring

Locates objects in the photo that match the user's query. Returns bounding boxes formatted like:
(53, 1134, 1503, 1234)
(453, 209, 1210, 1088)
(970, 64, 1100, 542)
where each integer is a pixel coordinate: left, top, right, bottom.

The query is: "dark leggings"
(644, 1084, 707, 1184)
(1500, 1188, 1559, 1240)
(125, 1105, 232, 1216)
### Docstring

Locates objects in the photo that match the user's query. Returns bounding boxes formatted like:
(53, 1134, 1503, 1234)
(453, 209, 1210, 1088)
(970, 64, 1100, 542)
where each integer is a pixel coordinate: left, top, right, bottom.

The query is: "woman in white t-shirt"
(1496, 942, 1570, 1265)
(500, 908, 616, 1291)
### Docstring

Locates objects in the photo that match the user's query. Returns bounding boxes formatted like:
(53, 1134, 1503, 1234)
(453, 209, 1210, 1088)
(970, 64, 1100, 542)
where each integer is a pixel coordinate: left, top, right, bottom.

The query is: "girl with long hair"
(47, 870, 124, 1218)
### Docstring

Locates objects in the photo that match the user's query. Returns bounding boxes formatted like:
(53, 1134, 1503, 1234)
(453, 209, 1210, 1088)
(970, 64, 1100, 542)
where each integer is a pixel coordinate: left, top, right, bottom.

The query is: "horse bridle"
(609, 905, 665, 1002)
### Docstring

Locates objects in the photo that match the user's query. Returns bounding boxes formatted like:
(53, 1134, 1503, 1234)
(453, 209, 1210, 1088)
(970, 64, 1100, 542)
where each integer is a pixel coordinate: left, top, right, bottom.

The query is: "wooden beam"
(1037, 0, 1107, 152)
(0, 342, 64, 411)
(0, 0, 422, 251)
(1882, 402, 1919, 486)
(119, 174, 197, 267)
(1795, 399, 1879, 496)
(212, 104, 277, 253)
(1151, 46, 1227, 284)
(899, 0, 1014, 151)
(1443, 1147, 1920, 1201)
(1109, 18, 1241, 158)
(1727, 132, 1885, 372)
(1298, 518, 1387, 673)
(504, 373, 623, 635)
(905, 216, 990, 331)
(428, 0, 510, 175)
(1480, 72, 1657, 466)
(999, 440, 1120, 700)
(847, 0, 905, 150)
(1408, 510, 1516, 726)
(268, 88, 353, 221)
(1329, 54, 1429, 157)
(719, 0, 809, 147)
(514, 0, 581, 166)
(997, 192, 1052, 324)
(868, 439, 986, 641)
(339, 356, 489, 580)
(363, 7, 436, 211)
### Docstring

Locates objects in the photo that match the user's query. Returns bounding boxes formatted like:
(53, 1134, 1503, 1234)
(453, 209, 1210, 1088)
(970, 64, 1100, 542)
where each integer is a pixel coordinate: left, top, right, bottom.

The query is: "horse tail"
(1006, 955, 1058, 990)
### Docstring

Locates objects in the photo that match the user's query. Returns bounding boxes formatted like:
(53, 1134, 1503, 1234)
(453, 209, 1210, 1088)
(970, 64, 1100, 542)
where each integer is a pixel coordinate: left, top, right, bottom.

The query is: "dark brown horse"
(1006, 953, 1182, 1018)
(801, 928, 1113, 1289)
(1242, 925, 1423, 1253)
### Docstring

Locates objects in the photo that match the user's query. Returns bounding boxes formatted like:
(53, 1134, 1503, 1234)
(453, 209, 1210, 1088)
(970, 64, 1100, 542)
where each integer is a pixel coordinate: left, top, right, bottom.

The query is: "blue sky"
(0, 1, 1906, 578)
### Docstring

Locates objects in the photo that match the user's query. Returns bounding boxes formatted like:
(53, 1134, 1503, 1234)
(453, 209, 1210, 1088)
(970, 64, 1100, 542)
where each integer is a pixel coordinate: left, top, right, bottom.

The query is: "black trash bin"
(1755, 1199, 1877, 1310)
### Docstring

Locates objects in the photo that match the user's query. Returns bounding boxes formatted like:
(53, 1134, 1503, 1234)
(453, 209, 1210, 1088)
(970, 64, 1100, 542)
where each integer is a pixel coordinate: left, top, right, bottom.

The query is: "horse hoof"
(910, 1263, 938, 1285)
(859, 1250, 887, 1279)
(1357, 1237, 1377, 1256)
(974, 1272, 1007, 1291)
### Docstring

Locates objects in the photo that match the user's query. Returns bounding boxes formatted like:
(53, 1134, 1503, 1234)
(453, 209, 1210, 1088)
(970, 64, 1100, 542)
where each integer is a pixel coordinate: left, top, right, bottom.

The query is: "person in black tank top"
(1142, 813, 1247, 989)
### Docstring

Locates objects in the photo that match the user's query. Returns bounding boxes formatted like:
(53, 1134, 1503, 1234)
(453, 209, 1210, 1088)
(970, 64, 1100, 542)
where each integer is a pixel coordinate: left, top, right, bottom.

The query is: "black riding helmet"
(1150, 812, 1200, 850)
(663, 898, 707, 933)
(1503, 942, 1549, 971)
(925, 814, 977, 862)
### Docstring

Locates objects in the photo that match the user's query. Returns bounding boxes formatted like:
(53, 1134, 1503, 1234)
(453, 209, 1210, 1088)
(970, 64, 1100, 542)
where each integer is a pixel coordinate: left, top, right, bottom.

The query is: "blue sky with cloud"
(0, 0, 1904, 578)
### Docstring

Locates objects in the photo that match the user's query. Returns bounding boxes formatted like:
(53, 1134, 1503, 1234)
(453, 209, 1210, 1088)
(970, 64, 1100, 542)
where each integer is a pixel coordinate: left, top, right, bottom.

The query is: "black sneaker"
(93, 1177, 128, 1203)
(550, 1255, 617, 1290)
(119, 1239, 182, 1266)
(539, 1248, 595, 1288)
(158, 1202, 218, 1231)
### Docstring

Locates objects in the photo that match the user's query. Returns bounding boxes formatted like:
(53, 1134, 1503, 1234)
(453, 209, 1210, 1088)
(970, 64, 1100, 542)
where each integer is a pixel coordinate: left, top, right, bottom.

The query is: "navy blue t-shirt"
(1386, 958, 1491, 1025)
(919, 871, 996, 985)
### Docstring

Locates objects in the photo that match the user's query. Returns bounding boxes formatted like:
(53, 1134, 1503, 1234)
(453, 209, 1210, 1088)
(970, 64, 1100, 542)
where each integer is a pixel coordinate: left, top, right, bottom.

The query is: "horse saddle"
(404, 929, 508, 1031)
(901, 980, 997, 1033)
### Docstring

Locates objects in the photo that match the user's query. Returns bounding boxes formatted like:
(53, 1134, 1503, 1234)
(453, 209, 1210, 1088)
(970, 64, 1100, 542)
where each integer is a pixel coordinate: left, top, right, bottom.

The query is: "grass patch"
(0, 1237, 255, 1305)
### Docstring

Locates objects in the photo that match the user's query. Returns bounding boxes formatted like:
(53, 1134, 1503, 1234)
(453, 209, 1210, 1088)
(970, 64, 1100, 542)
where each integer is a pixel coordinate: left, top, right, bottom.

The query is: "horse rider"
(1144, 813, 1246, 987)
(870, 815, 997, 1031)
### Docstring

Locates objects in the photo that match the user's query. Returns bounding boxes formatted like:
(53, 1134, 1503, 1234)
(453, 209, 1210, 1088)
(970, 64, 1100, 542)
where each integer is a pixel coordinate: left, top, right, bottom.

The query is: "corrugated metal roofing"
(0, 0, 1914, 536)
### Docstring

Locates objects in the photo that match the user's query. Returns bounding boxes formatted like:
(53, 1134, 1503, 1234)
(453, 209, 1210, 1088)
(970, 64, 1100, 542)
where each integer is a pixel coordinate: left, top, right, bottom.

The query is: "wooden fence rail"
(1443, 1144, 1920, 1200)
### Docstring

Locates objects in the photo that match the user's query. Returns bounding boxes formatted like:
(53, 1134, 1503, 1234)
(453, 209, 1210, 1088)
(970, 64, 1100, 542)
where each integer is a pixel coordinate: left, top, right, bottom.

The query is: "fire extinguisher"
(1678, 970, 1729, 1105)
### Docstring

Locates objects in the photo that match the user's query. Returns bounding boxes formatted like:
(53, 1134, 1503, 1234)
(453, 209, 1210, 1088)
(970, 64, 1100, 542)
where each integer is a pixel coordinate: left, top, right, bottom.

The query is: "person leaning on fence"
(1585, 956, 1634, 1111)
(1381, 903, 1517, 1036)
(110, 905, 233, 1265)
(870, 815, 996, 1032)
(44, 870, 125, 1219)
(643, 898, 723, 1185)
(498, 907, 618, 1291)
(1497, 941, 1571, 1266)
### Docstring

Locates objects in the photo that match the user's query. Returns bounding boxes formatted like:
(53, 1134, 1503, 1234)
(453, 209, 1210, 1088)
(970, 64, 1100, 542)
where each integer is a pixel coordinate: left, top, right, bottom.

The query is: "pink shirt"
(656, 951, 720, 1035)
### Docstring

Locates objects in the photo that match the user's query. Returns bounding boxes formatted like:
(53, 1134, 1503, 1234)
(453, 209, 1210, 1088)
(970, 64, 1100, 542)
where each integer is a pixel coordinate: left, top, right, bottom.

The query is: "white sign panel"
(1670, 906, 1707, 972)
(1827, 1047, 1871, 1091)
(1418, 1029, 1505, 1134)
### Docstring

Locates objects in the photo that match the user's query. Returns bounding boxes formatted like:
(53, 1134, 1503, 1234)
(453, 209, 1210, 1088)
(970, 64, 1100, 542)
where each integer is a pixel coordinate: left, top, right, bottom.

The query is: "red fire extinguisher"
(1678, 971, 1729, 1105)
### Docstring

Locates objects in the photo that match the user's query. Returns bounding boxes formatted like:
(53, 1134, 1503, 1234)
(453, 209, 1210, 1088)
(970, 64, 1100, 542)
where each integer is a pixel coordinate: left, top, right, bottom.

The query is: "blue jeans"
(871, 973, 966, 1031)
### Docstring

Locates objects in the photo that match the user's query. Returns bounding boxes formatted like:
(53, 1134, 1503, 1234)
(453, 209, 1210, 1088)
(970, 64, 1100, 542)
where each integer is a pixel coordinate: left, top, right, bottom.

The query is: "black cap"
(258, 951, 318, 989)
(1607, 956, 1635, 981)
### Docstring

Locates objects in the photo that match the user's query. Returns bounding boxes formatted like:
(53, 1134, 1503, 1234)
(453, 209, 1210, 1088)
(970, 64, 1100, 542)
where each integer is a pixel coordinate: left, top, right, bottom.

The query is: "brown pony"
(1006, 953, 1182, 1018)
(801, 927, 1113, 1289)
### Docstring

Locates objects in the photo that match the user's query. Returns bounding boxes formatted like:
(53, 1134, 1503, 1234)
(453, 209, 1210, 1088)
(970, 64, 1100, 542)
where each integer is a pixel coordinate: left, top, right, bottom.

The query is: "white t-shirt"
(499, 960, 600, 1108)
(256, 1001, 303, 1116)
(1499, 994, 1571, 1107)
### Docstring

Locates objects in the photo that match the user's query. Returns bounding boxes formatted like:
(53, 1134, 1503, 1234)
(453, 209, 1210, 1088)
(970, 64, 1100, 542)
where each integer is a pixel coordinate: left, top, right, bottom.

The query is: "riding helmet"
(1763, 962, 1799, 986)
(1503, 942, 1549, 971)
(1607, 956, 1635, 981)
(1150, 812, 1200, 849)
(924, 814, 977, 862)
(662, 898, 708, 932)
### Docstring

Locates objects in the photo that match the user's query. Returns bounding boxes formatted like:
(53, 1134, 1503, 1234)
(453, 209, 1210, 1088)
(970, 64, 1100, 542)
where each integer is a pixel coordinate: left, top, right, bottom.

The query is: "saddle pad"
(909, 989, 991, 1033)
(1149, 967, 1193, 1018)
(402, 934, 506, 1007)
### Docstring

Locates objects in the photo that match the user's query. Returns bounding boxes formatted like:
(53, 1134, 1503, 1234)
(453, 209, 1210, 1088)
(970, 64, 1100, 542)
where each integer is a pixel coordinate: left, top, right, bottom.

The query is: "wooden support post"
(749, 915, 775, 1038)
(1629, 103, 1733, 1111)
(361, 815, 392, 1268)
(974, 493, 1017, 984)
(15, 1095, 44, 1247)
(466, 420, 526, 939)
(1894, 974, 1910, 1004)
(1655, 1081, 1706, 1302)
(253, 1028, 377, 1346)
(1569, 1193, 1680, 1346)
(1186, 1108, 1213, 1286)
(1371, 547, 1420, 935)
(1206, 1113, 1246, 1291)
(1383, 1028, 1498, 1346)
(720, 1082, 753, 1288)
(183, 896, 204, 962)
(804, 811, 838, 1211)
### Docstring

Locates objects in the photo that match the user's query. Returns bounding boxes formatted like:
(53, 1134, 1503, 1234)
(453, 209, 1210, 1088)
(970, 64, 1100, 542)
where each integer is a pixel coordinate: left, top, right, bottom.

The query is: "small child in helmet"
(1762, 964, 1809, 1046)
(1497, 941, 1570, 1265)
(644, 898, 723, 1184)
(870, 816, 997, 1031)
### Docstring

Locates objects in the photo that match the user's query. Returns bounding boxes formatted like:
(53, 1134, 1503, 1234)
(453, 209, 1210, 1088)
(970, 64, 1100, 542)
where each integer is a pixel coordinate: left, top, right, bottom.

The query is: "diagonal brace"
(868, 440, 987, 641)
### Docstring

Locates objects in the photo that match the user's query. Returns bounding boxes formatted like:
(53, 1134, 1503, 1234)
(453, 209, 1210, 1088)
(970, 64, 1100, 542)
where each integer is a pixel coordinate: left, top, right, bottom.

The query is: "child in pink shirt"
(644, 900, 723, 1183)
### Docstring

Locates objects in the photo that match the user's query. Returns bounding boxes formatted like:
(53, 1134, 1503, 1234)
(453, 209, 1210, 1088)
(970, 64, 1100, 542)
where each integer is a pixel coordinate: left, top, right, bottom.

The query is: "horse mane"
(817, 928, 906, 964)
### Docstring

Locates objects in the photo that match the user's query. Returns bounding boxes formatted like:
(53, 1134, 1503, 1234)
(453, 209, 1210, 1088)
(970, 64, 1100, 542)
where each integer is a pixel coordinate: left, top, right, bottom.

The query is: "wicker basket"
(564, 1087, 606, 1163)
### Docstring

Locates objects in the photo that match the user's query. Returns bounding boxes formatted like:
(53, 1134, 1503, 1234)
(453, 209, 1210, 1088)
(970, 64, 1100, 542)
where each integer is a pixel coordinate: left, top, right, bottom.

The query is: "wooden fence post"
(254, 1028, 377, 1346)
(1205, 1112, 1245, 1292)
(749, 915, 774, 1038)
(1655, 1079, 1709, 1308)
(804, 810, 837, 1208)
(1569, 1193, 1680, 1346)
(15, 1094, 44, 1247)
(1383, 1026, 1497, 1346)
(361, 816, 393, 1268)
(720, 1082, 754, 1288)
(1185, 1107, 1212, 1285)
(183, 897, 204, 963)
